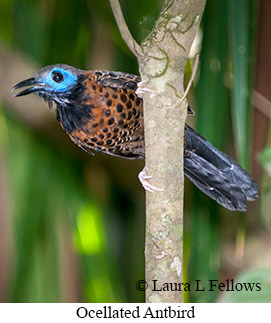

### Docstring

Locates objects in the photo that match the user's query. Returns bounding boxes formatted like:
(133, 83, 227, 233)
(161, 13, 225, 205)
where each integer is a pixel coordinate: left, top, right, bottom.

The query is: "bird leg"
(135, 80, 155, 98)
(138, 166, 164, 192)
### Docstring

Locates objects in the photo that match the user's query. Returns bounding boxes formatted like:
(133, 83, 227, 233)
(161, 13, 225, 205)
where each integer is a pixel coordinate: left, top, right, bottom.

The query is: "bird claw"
(135, 81, 155, 98)
(138, 167, 164, 192)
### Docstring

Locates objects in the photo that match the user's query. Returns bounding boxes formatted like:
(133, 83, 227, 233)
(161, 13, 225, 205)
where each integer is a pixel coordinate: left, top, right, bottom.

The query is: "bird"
(12, 64, 259, 211)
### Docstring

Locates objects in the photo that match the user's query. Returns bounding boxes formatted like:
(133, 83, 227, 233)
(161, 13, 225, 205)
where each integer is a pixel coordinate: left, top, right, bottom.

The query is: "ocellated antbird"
(12, 64, 259, 211)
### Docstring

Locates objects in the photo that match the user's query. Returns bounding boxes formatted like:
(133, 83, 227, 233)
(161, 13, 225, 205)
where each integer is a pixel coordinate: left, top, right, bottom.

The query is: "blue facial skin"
(39, 68, 78, 93)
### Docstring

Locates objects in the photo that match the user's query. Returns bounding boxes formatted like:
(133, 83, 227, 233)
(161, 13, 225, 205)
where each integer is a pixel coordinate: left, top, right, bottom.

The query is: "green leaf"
(259, 145, 271, 176)
(228, 0, 258, 169)
(220, 269, 271, 302)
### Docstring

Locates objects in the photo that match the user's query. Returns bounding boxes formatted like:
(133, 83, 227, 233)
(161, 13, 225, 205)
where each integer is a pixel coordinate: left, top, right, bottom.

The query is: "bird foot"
(135, 81, 155, 98)
(138, 167, 164, 192)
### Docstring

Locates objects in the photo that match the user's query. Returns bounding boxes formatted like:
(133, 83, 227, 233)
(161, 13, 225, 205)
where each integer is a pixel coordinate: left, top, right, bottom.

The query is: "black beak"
(12, 78, 47, 97)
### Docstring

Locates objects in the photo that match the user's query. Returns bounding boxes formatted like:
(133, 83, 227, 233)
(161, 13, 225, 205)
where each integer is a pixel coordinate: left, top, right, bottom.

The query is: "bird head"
(12, 64, 82, 106)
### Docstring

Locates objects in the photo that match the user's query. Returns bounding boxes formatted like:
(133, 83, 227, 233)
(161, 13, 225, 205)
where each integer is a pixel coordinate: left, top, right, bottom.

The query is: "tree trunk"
(110, 0, 206, 303)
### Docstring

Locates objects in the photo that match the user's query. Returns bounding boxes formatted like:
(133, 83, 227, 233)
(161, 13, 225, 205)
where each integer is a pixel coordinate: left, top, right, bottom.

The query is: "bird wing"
(94, 71, 141, 91)
(95, 71, 195, 115)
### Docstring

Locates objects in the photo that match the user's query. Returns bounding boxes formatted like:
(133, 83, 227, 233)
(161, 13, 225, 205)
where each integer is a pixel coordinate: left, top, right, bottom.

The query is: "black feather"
(184, 125, 259, 211)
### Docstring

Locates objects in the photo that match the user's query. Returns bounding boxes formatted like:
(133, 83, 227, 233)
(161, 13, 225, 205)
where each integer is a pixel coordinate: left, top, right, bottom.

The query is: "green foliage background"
(0, 0, 270, 302)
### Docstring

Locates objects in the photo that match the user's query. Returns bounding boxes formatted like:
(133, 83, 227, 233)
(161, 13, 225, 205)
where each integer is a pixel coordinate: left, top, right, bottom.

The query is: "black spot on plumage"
(126, 81, 137, 90)
(113, 127, 119, 133)
(123, 124, 128, 129)
(136, 98, 141, 106)
(106, 100, 112, 106)
(99, 134, 104, 139)
(120, 94, 127, 103)
(112, 94, 118, 99)
(126, 101, 132, 109)
(84, 138, 89, 143)
(117, 104, 123, 113)
(92, 85, 96, 91)
(107, 132, 112, 138)
(120, 112, 126, 119)
(118, 119, 124, 126)
(105, 92, 109, 98)
(105, 109, 111, 117)
(108, 117, 115, 125)
(109, 71, 117, 77)
(132, 108, 137, 115)
(127, 111, 132, 120)
(91, 137, 98, 142)
(92, 123, 98, 128)
(103, 128, 108, 133)
(129, 93, 135, 101)
(97, 140, 104, 145)
(123, 88, 128, 94)
(106, 139, 112, 145)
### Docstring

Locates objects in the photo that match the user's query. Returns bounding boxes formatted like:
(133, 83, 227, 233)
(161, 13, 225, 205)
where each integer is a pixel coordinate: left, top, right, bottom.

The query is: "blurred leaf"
(44, 0, 91, 67)
(73, 204, 105, 255)
(13, 0, 47, 61)
(259, 145, 271, 176)
(228, 0, 258, 169)
(187, 0, 259, 303)
(195, 0, 230, 147)
(227, 0, 258, 290)
(189, 0, 230, 303)
(259, 145, 271, 233)
(86, 275, 115, 302)
(220, 269, 271, 302)
(0, 0, 13, 42)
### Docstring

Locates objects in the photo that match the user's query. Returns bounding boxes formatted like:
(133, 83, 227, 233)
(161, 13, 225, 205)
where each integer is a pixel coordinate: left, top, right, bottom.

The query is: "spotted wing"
(66, 70, 144, 159)
(94, 70, 141, 91)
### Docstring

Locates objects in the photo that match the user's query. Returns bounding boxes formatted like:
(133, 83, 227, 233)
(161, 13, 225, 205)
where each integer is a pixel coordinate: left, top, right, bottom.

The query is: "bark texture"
(139, 0, 206, 303)
(111, 0, 206, 302)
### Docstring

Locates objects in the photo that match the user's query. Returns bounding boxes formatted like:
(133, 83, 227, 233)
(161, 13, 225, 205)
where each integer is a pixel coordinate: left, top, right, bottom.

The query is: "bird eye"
(52, 71, 64, 83)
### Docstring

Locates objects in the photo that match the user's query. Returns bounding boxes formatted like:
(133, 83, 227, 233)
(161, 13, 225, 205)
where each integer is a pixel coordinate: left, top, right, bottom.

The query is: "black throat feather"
(46, 75, 94, 133)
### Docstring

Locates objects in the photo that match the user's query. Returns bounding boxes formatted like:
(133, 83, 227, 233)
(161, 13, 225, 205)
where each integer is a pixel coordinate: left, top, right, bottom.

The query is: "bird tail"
(184, 125, 259, 211)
